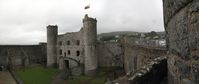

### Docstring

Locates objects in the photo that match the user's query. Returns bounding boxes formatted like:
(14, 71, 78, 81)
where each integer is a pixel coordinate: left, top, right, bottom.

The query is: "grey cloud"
(0, 0, 164, 44)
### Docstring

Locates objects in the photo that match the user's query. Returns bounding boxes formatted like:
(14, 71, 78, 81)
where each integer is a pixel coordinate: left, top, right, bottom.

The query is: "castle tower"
(83, 14, 97, 75)
(47, 25, 58, 67)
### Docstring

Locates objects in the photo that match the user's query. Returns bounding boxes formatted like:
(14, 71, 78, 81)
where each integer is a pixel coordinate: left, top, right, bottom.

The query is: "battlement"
(47, 25, 58, 28)
(83, 14, 97, 23)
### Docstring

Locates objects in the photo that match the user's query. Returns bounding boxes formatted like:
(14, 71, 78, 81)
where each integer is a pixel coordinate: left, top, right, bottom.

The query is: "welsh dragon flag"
(84, 5, 90, 9)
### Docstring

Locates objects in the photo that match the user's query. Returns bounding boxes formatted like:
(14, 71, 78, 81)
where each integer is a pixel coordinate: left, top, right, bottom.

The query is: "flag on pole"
(84, 5, 90, 9)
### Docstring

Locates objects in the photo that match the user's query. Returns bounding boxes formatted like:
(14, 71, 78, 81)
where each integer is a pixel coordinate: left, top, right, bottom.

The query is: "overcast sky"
(0, 0, 164, 44)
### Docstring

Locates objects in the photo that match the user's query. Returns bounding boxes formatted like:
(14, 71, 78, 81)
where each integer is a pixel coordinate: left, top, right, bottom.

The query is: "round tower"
(83, 14, 97, 75)
(47, 25, 58, 67)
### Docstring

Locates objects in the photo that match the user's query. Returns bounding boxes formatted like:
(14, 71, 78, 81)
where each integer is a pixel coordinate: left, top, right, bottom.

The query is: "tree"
(100, 36, 116, 41)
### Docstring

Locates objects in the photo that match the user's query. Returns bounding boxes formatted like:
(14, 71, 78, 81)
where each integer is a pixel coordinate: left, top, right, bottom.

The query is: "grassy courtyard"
(15, 65, 122, 84)
(60, 70, 107, 84)
(15, 65, 59, 84)
(58, 67, 122, 84)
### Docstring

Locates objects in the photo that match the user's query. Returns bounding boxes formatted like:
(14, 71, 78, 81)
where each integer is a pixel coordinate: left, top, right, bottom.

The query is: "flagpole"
(84, 0, 90, 15)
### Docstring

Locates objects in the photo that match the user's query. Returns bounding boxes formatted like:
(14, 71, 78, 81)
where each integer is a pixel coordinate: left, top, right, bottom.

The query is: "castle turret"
(47, 25, 58, 67)
(83, 14, 97, 75)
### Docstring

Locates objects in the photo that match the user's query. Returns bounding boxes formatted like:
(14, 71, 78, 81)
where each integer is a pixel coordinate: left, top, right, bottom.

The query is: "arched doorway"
(64, 60, 69, 69)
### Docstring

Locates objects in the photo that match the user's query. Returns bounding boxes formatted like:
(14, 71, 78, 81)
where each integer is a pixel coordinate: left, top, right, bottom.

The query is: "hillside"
(97, 31, 165, 41)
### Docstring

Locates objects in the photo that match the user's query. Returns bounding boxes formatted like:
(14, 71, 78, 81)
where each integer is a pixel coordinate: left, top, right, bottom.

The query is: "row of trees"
(99, 31, 163, 42)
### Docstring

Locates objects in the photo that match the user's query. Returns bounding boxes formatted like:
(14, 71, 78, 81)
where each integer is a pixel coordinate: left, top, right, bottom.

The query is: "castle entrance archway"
(64, 60, 69, 69)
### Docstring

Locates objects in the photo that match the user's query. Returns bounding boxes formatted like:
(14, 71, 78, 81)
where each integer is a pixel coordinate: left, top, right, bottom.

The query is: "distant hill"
(98, 31, 165, 37)
(97, 31, 165, 41)
(98, 31, 141, 37)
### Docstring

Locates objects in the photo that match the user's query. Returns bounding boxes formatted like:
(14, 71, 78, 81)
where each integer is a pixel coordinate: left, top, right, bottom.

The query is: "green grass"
(15, 65, 59, 84)
(15, 65, 119, 84)
(60, 74, 107, 84)
(60, 67, 114, 84)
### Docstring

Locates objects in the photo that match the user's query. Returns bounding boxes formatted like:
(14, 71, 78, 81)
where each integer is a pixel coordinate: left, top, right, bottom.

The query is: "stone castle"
(47, 14, 98, 75)
(0, 14, 167, 79)
(1, 0, 199, 83)
(46, 14, 167, 77)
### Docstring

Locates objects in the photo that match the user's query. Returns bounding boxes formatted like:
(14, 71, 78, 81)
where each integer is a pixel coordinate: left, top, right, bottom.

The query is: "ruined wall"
(96, 42, 123, 67)
(0, 44, 46, 69)
(123, 37, 167, 73)
(107, 37, 167, 84)
(53, 15, 98, 76)
(97, 37, 167, 74)
(128, 58, 167, 84)
(163, 0, 199, 83)
(57, 31, 84, 69)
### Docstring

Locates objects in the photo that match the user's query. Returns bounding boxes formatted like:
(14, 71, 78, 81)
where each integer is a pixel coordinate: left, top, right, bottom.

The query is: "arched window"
(64, 52, 66, 56)
(76, 40, 80, 45)
(67, 50, 71, 55)
(60, 49, 62, 55)
(67, 41, 70, 45)
(76, 51, 80, 56)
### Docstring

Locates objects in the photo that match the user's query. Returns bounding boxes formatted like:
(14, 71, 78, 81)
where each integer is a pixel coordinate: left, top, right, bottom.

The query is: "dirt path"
(51, 72, 64, 84)
(0, 71, 17, 84)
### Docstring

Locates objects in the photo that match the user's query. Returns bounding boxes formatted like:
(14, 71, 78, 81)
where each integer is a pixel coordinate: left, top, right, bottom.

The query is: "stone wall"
(55, 15, 98, 76)
(128, 57, 167, 84)
(106, 39, 167, 84)
(96, 42, 123, 67)
(163, 0, 199, 83)
(96, 37, 167, 74)
(123, 37, 167, 73)
(0, 43, 46, 69)
(57, 31, 84, 69)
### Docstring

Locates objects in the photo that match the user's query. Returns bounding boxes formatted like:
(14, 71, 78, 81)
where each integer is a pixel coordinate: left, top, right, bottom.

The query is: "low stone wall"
(128, 56, 167, 84)
(96, 42, 123, 67)
(107, 56, 167, 84)
(123, 42, 167, 73)
(0, 43, 46, 68)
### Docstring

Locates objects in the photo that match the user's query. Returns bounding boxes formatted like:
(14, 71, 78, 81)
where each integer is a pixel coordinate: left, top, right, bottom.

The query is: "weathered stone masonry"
(96, 42, 123, 68)
(47, 14, 98, 75)
(47, 25, 58, 67)
(0, 43, 46, 69)
(83, 14, 98, 75)
(46, 14, 167, 77)
(105, 37, 167, 84)
(123, 37, 167, 74)
(163, 0, 199, 83)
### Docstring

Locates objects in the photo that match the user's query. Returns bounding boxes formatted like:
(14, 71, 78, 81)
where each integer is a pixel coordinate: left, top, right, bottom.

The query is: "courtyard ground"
(0, 70, 17, 84)
(52, 70, 107, 84)
(52, 67, 125, 84)
(16, 65, 124, 84)
(15, 65, 59, 84)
